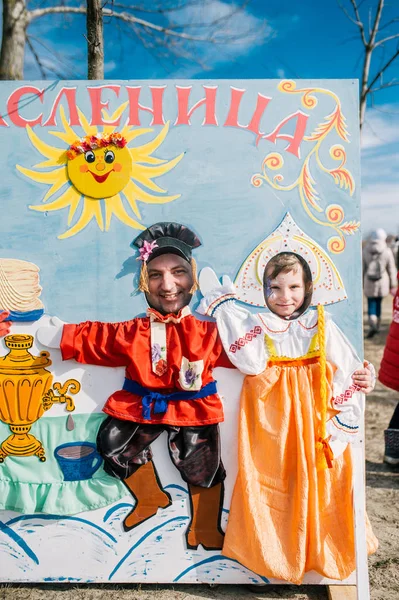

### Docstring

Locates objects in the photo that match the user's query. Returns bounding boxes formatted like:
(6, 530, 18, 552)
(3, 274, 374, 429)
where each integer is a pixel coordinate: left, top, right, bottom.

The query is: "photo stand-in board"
(0, 80, 373, 599)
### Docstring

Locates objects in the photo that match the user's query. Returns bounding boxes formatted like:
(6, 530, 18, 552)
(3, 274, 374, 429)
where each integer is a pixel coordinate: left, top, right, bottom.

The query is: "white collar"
(257, 310, 319, 339)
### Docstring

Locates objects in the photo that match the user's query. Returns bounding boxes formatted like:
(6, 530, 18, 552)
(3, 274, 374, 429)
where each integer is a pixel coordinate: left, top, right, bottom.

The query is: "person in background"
(386, 234, 399, 270)
(363, 229, 397, 339)
(378, 271, 399, 466)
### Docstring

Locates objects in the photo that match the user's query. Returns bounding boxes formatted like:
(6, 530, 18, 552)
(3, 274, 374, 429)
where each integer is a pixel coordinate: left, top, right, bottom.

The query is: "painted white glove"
(327, 401, 362, 444)
(37, 316, 65, 349)
(197, 267, 236, 317)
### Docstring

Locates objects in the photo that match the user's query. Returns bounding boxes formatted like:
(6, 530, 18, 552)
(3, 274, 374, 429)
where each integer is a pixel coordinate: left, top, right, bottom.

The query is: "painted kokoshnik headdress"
(132, 222, 201, 294)
(235, 213, 348, 470)
(235, 212, 347, 309)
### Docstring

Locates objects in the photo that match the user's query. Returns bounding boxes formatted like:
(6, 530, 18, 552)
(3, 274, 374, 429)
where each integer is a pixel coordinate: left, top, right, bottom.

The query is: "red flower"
(67, 132, 128, 159)
(154, 359, 167, 376)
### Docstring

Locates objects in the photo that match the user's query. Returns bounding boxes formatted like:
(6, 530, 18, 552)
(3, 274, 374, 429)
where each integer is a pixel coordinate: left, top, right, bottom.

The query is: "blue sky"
(18, 0, 399, 235)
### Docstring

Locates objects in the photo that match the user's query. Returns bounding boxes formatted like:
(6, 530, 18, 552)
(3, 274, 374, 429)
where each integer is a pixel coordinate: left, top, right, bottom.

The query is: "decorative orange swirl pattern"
(252, 80, 359, 254)
(326, 205, 344, 225)
(328, 236, 346, 254)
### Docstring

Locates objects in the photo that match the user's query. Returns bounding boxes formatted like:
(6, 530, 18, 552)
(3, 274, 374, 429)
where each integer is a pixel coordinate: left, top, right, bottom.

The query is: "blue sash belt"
(122, 378, 218, 421)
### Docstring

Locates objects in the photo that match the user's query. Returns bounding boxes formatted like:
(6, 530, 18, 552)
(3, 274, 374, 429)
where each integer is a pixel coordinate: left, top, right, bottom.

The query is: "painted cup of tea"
(54, 442, 103, 481)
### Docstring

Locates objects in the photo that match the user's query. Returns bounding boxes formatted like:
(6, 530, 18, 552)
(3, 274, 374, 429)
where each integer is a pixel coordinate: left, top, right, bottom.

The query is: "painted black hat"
(131, 222, 201, 263)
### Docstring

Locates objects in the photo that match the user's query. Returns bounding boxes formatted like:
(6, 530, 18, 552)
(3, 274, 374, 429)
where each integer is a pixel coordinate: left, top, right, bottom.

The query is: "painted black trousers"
(97, 417, 226, 487)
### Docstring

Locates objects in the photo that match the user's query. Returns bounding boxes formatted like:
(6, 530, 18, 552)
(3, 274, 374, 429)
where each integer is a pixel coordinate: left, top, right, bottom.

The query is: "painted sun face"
(67, 145, 132, 199)
(17, 103, 183, 239)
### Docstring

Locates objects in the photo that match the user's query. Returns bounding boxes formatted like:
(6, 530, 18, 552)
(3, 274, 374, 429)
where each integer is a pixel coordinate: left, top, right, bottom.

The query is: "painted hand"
(352, 360, 376, 394)
(198, 267, 229, 295)
(37, 316, 65, 349)
(197, 268, 236, 317)
(0, 311, 11, 337)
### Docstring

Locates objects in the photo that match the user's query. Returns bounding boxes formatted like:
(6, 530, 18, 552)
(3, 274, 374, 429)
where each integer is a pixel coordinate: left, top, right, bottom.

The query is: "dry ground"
(1, 298, 398, 600)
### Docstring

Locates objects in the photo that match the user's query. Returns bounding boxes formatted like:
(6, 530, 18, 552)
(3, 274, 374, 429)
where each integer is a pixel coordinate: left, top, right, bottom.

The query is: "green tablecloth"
(0, 413, 127, 515)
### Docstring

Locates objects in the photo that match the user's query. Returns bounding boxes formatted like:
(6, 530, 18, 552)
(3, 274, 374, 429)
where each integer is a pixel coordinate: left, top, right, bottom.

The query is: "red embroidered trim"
(208, 293, 235, 312)
(266, 323, 291, 334)
(333, 383, 361, 405)
(258, 313, 291, 334)
(229, 326, 262, 353)
(298, 320, 318, 331)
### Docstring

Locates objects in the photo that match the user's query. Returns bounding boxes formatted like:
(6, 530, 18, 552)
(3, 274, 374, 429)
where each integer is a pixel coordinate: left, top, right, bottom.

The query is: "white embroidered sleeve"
(325, 319, 363, 443)
(197, 268, 236, 317)
(197, 267, 267, 375)
(212, 302, 267, 375)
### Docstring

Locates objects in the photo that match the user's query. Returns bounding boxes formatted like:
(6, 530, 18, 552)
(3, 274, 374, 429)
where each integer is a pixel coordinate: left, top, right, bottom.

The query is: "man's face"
(145, 253, 194, 315)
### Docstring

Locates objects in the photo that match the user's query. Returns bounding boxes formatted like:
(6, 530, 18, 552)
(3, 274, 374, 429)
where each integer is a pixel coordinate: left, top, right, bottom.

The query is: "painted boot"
(186, 482, 225, 551)
(123, 460, 172, 532)
(384, 429, 399, 466)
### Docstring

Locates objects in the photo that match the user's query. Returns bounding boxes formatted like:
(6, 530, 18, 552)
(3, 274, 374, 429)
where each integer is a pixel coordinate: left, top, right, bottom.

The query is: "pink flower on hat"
(137, 240, 158, 262)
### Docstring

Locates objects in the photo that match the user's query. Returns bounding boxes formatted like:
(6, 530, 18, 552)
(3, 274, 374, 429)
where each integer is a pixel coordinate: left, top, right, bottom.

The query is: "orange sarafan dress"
(210, 303, 378, 584)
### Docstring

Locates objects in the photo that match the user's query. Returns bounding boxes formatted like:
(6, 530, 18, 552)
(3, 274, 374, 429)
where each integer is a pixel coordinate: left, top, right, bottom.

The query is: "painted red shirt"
(61, 308, 233, 426)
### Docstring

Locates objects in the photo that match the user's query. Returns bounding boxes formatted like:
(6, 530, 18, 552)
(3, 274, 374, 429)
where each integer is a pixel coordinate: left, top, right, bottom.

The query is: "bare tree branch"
(28, 34, 86, 78)
(26, 35, 47, 79)
(102, 8, 221, 42)
(27, 1, 257, 45)
(339, 0, 399, 130)
(111, 1, 214, 15)
(366, 47, 399, 94)
(371, 80, 399, 92)
(28, 6, 87, 23)
(369, 0, 385, 46)
(349, 0, 367, 45)
(374, 32, 399, 47)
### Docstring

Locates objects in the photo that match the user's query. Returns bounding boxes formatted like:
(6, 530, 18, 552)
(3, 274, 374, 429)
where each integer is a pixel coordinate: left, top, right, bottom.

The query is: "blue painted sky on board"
(0, 0, 397, 237)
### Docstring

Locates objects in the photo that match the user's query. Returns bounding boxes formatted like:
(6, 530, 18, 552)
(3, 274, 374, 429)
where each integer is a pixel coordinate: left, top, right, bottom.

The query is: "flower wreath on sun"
(16, 103, 184, 239)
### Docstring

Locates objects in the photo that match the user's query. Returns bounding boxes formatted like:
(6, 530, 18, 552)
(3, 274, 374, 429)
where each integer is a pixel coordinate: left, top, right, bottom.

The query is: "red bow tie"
(147, 306, 191, 324)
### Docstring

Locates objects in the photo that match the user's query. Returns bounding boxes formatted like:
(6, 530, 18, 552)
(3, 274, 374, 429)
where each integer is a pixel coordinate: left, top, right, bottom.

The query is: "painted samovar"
(0, 334, 80, 462)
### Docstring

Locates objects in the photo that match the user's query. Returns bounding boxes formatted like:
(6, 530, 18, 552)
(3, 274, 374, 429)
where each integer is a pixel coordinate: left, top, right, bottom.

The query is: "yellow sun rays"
(17, 105, 184, 239)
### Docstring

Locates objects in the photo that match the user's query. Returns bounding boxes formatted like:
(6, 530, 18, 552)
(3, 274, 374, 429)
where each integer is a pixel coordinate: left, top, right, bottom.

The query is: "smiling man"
(37, 222, 232, 550)
(145, 253, 194, 315)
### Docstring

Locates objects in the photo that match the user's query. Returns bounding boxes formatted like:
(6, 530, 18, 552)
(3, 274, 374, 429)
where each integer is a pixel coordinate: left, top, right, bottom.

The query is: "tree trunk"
(0, 0, 28, 80)
(87, 0, 104, 80)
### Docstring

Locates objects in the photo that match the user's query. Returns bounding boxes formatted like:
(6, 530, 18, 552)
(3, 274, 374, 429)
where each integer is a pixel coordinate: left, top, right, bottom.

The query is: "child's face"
(265, 267, 306, 318)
